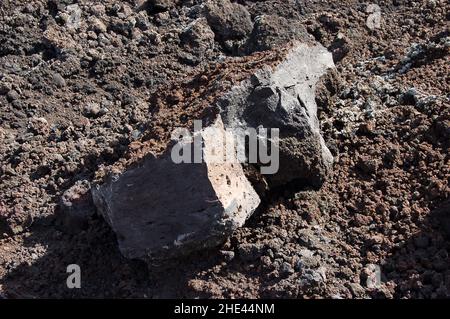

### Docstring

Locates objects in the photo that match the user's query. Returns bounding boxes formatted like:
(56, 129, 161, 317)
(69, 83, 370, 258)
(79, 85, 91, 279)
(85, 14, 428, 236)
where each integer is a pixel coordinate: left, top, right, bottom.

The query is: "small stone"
(237, 243, 265, 262)
(99, 107, 109, 116)
(28, 117, 49, 135)
(244, 14, 308, 53)
(6, 90, 19, 102)
(90, 4, 106, 16)
(89, 17, 107, 34)
(65, 4, 82, 29)
(220, 250, 235, 261)
(357, 156, 378, 174)
(363, 99, 377, 118)
(357, 121, 376, 134)
(400, 88, 418, 105)
(87, 31, 97, 40)
(52, 73, 66, 87)
(299, 267, 327, 287)
(366, 4, 381, 30)
(131, 130, 141, 140)
(348, 282, 366, 297)
(328, 33, 351, 63)
(205, 0, 253, 42)
(280, 262, 295, 276)
(53, 153, 64, 162)
(136, 12, 151, 30)
(354, 213, 372, 226)
(295, 251, 321, 271)
(363, 264, 382, 289)
(180, 18, 215, 56)
(83, 102, 101, 117)
(154, 11, 170, 24)
(24, 3, 34, 13)
(0, 82, 10, 95)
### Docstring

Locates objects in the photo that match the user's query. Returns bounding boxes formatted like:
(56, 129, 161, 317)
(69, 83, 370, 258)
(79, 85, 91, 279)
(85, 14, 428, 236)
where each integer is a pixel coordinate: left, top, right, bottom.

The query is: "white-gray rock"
(218, 42, 334, 186)
(91, 41, 334, 262)
(92, 117, 260, 261)
(65, 4, 82, 30)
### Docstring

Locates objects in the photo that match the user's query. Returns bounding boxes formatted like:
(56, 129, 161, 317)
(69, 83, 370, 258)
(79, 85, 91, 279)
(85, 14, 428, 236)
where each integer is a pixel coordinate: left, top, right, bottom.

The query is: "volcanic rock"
(244, 14, 310, 54)
(218, 42, 335, 186)
(92, 41, 334, 261)
(92, 117, 260, 261)
(205, 0, 253, 47)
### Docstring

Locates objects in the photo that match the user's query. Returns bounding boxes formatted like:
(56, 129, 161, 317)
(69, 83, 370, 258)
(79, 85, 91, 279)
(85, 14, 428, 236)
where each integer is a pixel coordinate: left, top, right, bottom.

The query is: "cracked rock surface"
(92, 40, 332, 261)
(0, 0, 448, 299)
(219, 42, 334, 187)
(92, 117, 260, 261)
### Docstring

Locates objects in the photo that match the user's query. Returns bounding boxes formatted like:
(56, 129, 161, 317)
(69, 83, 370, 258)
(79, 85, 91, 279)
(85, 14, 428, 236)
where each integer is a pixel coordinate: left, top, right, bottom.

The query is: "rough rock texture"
(180, 18, 216, 59)
(90, 41, 333, 260)
(219, 42, 335, 187)
(0, 0, 448, 299)
(92, 117, 260, 261)
(147, 0, 174, 12)
(244, 14, 310, 54)
(59, 180, 94, 233)
(205, 0, 253, 51)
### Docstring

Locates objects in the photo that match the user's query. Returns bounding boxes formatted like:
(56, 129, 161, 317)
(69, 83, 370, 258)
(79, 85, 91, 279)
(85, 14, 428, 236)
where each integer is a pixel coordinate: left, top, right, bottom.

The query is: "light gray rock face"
(92, 117, 260, 261)
(92, 42, 334, 262)
(64, 4, 82, 30)
(218, 42, 335, 187)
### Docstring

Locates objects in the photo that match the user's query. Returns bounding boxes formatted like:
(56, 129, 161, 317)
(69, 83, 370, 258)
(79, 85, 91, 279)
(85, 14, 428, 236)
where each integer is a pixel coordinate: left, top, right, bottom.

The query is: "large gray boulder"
(91, 41, 334, 262)
(92, 117, 260, 261)
(218, 42, 334, 187)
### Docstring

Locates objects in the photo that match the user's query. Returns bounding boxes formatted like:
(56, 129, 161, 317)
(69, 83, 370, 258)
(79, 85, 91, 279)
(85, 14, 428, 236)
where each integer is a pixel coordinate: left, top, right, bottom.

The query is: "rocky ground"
(0, 0, 449, 298)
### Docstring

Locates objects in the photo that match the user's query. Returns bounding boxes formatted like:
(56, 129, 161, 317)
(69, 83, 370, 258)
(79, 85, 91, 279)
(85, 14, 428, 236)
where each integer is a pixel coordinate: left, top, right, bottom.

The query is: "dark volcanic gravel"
(0, 0, 449, 298)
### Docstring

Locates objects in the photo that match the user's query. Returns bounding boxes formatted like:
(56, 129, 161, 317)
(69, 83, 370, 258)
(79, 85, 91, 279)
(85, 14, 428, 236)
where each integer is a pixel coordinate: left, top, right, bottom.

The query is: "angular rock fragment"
(244, 15, 309, 54)
(93, 117, 260, 261)
(218, 42, 335, 186)
(92, 41, 334, 261)
(205, 0, 253, 50)
(63, 4, 83, 30)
